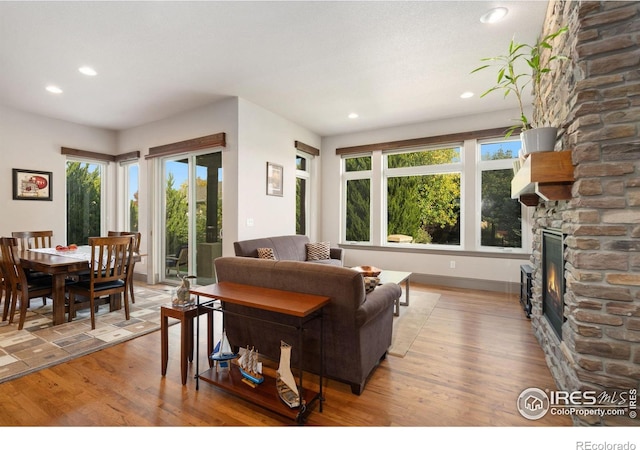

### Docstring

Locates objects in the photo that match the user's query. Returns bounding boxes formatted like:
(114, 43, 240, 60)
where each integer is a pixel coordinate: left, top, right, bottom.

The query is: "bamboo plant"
(471, 26, 569, 137)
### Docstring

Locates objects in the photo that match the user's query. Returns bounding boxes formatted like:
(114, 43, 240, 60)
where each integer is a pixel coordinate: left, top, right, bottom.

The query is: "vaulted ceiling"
(0, 1, 549, 136)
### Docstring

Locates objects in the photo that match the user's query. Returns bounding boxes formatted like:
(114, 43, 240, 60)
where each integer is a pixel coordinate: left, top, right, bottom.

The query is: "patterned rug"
(388, 292, 440, 357)
(0, 285, 173, 384)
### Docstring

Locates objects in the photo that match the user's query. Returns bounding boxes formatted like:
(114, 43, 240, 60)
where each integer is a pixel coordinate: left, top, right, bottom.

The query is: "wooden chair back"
(11, 230, 54, 251)
(88, 235, 134, 285)
(67, 235, 134, 329)
(107, 231, 141, 303)
(0, 237, 51, 329)
(0, 237, 19, 323)
(107, 231, 141, 253)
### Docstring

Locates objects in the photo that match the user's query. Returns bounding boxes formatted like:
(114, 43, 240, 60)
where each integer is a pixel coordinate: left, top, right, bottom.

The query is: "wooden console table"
(190, 281, 330, 423)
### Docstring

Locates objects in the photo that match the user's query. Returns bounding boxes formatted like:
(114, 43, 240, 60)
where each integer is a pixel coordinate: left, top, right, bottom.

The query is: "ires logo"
(517, 388, 637, 420)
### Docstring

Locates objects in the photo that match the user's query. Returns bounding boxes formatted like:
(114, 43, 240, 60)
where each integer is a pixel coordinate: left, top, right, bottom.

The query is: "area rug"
(0, 285, 173, 384)
(388, 292, 440, 357)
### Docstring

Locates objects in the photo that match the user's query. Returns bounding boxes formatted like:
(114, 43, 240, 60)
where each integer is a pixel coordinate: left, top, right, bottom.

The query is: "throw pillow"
(364, 277, 380, 293)
(306, 241, 330, 261)
(257, 247, 276, 260)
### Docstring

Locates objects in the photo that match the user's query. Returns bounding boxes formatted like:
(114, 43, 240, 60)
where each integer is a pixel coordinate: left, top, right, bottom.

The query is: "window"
(296, 152, 311, 235)
(385, 146, 462, 246)
(123, 162, 139, 232)
(338, 129, 528, 254)
(66, 160, 105, 245)
(478, 139, 523, 249)
(343, 155, 371, 243)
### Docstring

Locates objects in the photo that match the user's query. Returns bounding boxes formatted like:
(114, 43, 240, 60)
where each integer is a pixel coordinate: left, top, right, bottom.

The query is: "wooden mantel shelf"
(511, 150, 574, 206)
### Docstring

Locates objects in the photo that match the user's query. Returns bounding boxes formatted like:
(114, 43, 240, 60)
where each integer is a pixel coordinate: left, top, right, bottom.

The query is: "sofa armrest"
(330, 247, 344, 264)
(355, 283, 401, 327)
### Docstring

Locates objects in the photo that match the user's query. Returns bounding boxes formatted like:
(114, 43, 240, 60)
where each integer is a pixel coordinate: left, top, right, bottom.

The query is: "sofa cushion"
(306, 241, 330, 261)
(234, 235, 310, 261)
(363, 276, 379, 293)
(257, 247, 276, 260)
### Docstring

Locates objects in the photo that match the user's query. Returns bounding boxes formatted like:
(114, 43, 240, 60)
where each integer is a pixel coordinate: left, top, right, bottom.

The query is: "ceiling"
(0, 1, 549, 137)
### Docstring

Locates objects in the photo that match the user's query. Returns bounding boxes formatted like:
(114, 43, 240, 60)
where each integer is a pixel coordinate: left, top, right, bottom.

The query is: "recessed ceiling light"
(348, 113, 359, 119)
(480, 7, 508, 24)
(460, 92, 474, 99)
(45, 85, 63, 94)
(79, 66, 97, 76)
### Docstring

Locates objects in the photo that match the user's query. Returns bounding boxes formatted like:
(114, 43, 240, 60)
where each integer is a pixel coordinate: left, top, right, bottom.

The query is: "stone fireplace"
(527, 1, 639, 426)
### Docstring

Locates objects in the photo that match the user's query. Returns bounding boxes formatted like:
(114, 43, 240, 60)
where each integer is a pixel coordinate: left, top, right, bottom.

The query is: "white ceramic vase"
(521, 127, 558, 155)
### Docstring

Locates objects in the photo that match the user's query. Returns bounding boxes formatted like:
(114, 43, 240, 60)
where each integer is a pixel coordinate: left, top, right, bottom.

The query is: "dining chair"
(11, 230, 54, 251)
(0, 237, 53, 330)
(0, 262, 7, 323)
(11, 230, 54, 305)
(107, 231, 141, 304)
(66, 235, 134, 330)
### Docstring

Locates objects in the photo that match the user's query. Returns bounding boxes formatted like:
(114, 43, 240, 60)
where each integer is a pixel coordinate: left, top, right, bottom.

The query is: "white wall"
(116, 96, 321, 283)
(236, 98, 321, 241)
(320, 108, 532, 291)
(117, 97, 240, 283)
(0, 105, 117, 240)
(2, 98, 526, 291)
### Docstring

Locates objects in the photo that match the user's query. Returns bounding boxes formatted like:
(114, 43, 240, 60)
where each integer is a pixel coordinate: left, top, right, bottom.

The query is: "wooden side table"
(161, 303, 214, 385)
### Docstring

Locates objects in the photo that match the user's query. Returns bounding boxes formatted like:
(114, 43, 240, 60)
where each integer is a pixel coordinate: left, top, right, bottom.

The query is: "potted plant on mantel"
(471, 26, 569, 155)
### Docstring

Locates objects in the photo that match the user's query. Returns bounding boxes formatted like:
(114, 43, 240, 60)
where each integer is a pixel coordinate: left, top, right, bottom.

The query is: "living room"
(1, 0, 638, 443)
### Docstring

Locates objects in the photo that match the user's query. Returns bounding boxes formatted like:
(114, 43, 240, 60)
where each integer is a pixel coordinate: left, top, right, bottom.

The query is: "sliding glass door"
(161, 151, 222, 285)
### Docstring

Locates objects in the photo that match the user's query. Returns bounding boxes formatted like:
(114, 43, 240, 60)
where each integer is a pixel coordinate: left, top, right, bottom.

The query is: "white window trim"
(296, 151, 312, 237)
(341, 154, 373, 245)
(340, 138, 532, 255)
(475, 138, 530, 253)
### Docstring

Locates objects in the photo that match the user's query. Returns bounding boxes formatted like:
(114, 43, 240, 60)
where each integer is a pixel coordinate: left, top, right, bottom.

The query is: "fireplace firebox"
(542, 229, 565, 339)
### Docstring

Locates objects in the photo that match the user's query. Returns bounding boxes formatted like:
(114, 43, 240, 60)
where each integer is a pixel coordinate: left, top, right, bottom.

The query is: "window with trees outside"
(296, 152, 311, 235)
(341, 134, 526, 253)
(478, 139, 522, 249)
(385, 146, 461, 245)
(66, 160, 104, 245)
(124, 162, 139, 232)
(343, 155, 372, 243)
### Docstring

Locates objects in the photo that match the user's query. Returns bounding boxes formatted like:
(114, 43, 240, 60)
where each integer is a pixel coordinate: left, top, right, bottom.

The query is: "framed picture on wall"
(12, 168, 53, 201)
(266, 162, 283, 196)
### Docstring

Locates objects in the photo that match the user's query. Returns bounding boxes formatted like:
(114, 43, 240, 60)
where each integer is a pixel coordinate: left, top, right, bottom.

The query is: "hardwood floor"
(0, 282, 572, 428)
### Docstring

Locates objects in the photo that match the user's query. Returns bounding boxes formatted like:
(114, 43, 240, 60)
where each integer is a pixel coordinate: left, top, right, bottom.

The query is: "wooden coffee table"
(378, 270, 412, 316)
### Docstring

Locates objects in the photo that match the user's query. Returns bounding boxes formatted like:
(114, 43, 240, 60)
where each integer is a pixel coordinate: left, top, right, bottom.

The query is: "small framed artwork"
(12, 168, 53, 201)
(266, 162, 283, 196)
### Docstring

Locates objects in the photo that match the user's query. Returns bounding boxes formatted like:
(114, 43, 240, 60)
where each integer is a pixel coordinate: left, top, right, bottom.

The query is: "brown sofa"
(233, 235, 343, 266)
(213, 256, 401, 394)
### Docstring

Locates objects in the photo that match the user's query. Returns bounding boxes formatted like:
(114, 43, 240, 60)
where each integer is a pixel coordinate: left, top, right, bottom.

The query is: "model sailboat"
(210, 330, 237, 371)
(238, 346, 264, 386)
(276, 341, 300, 408)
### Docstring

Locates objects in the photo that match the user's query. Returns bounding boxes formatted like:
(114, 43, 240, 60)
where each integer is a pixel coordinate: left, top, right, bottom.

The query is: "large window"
(296, 152, 311, 236)
(340, 132, 527, 253)
(478, 140, 522, 249)
(123, 161, 139, 232)
(343, 155, 372, 243)
(385, 146, 462, 246)
(66, 160, 105, 245)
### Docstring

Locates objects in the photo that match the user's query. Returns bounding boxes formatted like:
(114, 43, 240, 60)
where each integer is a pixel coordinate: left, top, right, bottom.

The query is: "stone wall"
(530, 0, 640, 426)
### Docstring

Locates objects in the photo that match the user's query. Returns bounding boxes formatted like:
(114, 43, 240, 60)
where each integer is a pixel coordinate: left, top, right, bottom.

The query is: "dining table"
(17, 246, 139, 326)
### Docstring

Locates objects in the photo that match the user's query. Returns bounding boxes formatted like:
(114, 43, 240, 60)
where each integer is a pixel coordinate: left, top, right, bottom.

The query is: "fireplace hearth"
(542, 229, 565, 339)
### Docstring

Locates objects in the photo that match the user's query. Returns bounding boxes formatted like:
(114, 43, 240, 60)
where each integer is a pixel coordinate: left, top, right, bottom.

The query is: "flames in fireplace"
(542, 229, 564, 339)
(546, 261, 562, 311)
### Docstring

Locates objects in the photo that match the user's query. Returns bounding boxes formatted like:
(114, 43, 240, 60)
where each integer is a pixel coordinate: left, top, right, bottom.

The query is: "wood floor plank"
(0, 282, 572, 428)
